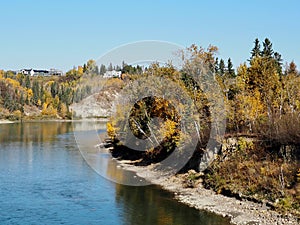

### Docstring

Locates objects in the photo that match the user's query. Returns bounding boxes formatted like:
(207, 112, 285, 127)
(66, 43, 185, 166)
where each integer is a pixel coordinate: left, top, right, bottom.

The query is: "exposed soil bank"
(115, 160, 299, 225)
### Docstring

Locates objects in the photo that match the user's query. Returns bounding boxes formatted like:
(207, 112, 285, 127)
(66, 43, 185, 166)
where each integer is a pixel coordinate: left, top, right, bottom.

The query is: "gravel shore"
(117, 160, 299, 225)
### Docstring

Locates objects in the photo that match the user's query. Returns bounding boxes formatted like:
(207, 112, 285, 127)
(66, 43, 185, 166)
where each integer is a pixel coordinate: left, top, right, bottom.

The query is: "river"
(0, 121, 231, 225)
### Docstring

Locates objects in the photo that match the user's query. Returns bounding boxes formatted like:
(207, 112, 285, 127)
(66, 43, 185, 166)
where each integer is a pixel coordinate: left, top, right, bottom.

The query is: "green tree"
(219, 59, 225, 76)
(227, 58, 235, 77)
(50, 81, 59, 98)
(274, 52, 283, 75)
(100, 64, 106, 75)
(32, 81, 40, 105)
(40, 85, 45, 105)
(83, 63, 87, 73)
(59, 86, 73, 108)
(25, 75, 31, 89)
(107, 63, 113, 71)
(85, 59, 98, 75)
(95, 65, 99, 75)
(262, 38, 274, 58)
(250, 38, 261, 59)
(214, 57, 219, 74)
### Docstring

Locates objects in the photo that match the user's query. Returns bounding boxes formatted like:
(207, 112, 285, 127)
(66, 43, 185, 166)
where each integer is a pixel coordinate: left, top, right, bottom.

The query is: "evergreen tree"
(115, 65, 121, 71)
(250, 38, 261, 59)
(25, 76, 31, 89)
(20, 92, 24, 106)
(51, 82, 59, 98)
(274, 52, 283, 75)
(215, 57, 219, 74)
(227, 58, 235, 77)
(108, 63, 113, 71)
(95, 65, 99, 75)
(32, 81, 40, 105)
(40, 85, 45, 105)
(262, 38, 274, 58)
(136, 65, 143, 74)
(83, 64, 87, 73)
(100, 64, 106, 75)
(219, 59, 225, 76)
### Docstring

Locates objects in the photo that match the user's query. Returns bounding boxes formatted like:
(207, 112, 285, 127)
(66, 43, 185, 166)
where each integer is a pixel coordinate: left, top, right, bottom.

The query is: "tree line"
(106, 38, 300, 214)
(0, 62, 96, 120)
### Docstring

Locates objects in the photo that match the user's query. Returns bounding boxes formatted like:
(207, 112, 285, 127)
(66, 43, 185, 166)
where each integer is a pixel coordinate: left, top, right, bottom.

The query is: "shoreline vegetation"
(105, 38, 300, 223)
(112, 153, 299, 225)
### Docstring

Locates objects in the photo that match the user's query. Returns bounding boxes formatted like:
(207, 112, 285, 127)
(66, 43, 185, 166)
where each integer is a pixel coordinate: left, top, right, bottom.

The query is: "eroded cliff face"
(70, 88, 119, 118)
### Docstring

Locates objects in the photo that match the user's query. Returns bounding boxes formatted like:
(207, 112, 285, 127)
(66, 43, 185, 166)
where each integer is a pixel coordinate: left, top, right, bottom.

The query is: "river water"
(0, 121, 231, 225)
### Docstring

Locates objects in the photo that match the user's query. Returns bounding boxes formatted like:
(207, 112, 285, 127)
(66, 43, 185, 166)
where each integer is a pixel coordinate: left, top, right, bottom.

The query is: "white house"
(103, 70, 122, 78)
(19, 68, 63, 76)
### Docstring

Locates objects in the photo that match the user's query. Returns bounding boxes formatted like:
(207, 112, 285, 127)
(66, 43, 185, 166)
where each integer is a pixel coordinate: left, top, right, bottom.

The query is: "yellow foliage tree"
(6, 78, 21, 89)
(12, 110, 22, 120)
(77, 66, 84, 76)
(26, 88, 33, 102)
(235, 89, 265, 132)
(107, 122, 117, 140)
(159, 119, 180, 145)
(42, 103, 57, 116)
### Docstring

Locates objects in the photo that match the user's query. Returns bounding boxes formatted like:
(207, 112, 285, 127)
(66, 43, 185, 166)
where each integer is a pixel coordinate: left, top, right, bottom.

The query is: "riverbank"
(115, 159, 299, 225)
(0, 119, 14, 124)
(0, 117, 109, 124)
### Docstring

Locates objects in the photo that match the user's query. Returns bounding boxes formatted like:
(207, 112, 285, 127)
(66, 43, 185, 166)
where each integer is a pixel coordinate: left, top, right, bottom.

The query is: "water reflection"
(0, 121, 73, 144)
(74, 128, 150, 186)
(115, 184, 231, 225)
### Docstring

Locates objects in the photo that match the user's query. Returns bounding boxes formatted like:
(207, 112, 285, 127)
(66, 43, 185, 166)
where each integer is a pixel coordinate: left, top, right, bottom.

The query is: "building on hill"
(103, 70, 122, 78)
(18, 68, 63, 76)
(49, 69, 63, 76)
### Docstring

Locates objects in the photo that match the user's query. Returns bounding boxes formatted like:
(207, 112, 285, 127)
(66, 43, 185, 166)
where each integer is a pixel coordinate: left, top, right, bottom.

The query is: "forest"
(0, 60, 109, 120)
(106, 38, 300, 215)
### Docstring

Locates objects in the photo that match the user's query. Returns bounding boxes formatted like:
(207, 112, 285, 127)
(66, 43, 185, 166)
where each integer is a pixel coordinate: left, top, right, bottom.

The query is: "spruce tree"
(100, 64, 106, 75)
(25, 75, 31, 89)
(219, 59, 225, 76)
(227, 58, 235, 77)
(215, 57, 219, 74)
(274, 52, 283, 75)
(95, 65, 99, 75)
(32, 81, 40, 105)
(262, 38, 274, 58)
(108, 63, 113, 71)
(250, 38, 261, 59)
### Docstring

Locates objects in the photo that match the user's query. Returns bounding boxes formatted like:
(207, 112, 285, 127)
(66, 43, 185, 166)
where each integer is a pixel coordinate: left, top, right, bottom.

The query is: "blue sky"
(0, 0, 299, 72)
